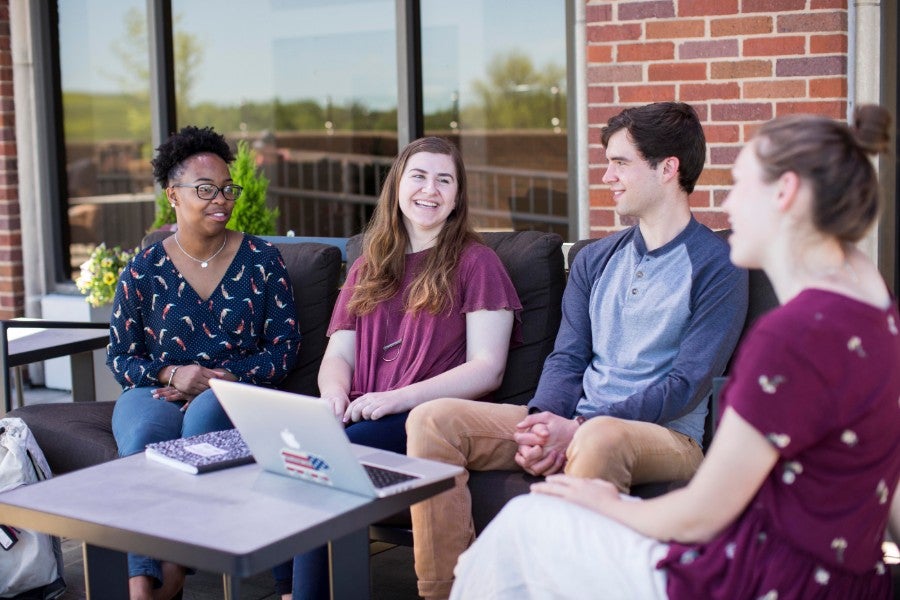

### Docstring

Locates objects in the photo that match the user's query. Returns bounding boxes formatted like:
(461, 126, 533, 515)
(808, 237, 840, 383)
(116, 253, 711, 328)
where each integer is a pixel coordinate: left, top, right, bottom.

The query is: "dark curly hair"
(151, 125, 235, 187)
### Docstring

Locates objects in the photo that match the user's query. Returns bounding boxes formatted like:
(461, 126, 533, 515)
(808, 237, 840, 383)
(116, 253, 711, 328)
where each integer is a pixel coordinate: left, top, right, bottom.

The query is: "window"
(421, 0, 568, 238)
(58, 0, 154, 276)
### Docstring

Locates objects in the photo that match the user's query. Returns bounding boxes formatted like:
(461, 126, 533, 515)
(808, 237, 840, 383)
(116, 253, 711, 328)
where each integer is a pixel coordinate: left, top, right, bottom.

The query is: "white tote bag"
(0, 418, 65, 598)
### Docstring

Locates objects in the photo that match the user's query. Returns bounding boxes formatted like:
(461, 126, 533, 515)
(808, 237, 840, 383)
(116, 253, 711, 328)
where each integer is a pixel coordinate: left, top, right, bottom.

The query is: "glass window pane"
(173, 0, 398, 237)
(421, 0, 568, 238)
(59, 0, 154, 277)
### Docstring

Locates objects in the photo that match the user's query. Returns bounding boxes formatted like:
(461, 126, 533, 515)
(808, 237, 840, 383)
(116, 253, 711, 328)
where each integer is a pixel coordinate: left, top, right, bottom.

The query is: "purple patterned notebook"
(145, 428, 254, 474)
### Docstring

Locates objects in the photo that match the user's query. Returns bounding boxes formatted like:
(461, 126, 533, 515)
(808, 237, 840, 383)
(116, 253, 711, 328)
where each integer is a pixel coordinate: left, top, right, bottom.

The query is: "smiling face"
(166, 152, 234, 235)
(722, 140, 781, 268)
(397, 151, 459, 246)
(601, 130, 667, 219)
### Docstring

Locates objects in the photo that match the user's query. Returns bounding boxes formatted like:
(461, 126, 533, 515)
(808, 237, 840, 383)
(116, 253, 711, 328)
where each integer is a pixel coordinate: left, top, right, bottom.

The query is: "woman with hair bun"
(450, 106, 900, 599)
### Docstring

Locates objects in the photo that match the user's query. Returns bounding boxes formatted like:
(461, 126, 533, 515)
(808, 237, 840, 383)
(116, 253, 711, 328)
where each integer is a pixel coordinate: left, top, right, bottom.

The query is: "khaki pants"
(406, 399, 703, 599)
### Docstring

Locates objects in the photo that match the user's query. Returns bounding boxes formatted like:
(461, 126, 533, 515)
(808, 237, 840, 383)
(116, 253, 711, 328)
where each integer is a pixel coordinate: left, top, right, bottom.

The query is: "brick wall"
(585, 0, 848, 234)
(0, 0, 22, 319)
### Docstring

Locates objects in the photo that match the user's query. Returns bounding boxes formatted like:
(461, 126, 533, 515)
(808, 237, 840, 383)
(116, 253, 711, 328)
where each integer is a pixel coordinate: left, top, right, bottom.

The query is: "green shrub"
(228, 140, 279, 235)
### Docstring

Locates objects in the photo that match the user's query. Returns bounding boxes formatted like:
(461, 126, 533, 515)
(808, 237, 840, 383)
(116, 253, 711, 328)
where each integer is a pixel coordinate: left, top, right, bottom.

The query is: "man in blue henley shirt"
(407, 102, 749, 599)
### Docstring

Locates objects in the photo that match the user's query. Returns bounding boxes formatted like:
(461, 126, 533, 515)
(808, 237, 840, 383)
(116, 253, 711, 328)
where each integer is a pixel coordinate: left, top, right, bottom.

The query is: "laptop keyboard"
(363, 464, 418, 489)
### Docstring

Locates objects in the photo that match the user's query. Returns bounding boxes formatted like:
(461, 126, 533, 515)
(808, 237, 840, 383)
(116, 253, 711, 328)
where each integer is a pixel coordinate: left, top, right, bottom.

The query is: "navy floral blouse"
(107, 234, 301, 389)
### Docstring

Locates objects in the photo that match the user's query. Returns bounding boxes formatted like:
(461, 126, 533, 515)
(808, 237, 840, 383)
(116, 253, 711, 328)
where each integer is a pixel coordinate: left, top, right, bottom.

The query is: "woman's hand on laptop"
(344, 390, 412, 423)
(323, 393, 350, 420)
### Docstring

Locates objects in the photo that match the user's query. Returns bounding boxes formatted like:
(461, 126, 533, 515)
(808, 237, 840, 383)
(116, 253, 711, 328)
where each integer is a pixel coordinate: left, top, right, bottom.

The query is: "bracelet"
(167, 366, 180, 388)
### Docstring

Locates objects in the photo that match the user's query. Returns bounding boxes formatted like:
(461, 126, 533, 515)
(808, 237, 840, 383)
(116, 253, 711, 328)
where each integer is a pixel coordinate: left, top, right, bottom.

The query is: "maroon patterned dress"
(660, 289, 900, 599)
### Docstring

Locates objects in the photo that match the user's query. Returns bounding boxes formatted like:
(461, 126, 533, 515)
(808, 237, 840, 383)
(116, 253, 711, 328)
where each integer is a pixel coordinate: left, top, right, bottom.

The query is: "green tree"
(228, 141, 279, 235)
(468, 51, 566, 130)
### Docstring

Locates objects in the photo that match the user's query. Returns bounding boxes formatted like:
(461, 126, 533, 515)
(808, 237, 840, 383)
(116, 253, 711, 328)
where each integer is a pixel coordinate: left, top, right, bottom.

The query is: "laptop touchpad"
(358, 451, 412, 468)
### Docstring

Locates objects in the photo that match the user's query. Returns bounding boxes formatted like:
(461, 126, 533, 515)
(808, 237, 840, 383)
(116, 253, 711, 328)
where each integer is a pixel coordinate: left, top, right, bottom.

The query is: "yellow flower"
(103, 271, 116, 285)
(100, 257, 113, 268)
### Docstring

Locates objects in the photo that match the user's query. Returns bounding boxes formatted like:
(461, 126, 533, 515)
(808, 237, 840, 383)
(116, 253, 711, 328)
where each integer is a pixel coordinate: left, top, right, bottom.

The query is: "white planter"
(39, 294, 121, 401)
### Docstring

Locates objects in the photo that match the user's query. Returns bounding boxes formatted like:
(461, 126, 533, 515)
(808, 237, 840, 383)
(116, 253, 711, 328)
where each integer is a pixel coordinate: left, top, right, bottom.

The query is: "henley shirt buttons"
(631, 288, 639, 295)
(636, 271, 644, 278)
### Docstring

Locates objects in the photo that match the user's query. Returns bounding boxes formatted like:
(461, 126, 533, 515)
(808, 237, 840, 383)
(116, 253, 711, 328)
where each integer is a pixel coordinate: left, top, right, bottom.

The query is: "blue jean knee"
(112, 387, 183, 457)
(181, 388, 233, 437)
(128, 553, 163, 587)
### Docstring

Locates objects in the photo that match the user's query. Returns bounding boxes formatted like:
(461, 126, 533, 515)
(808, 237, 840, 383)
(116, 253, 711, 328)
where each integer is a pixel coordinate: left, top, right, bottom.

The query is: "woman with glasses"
(286, 136, 522, 600)
(449, 106, 899, 599)
(107, 125, 301, 600)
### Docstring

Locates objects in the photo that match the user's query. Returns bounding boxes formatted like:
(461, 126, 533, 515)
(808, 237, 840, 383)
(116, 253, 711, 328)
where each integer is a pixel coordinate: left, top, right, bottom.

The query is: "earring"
(170, 203, 176, 208)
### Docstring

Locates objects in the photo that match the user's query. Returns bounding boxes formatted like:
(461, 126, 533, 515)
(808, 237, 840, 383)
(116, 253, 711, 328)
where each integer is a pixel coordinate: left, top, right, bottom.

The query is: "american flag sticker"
(280, 448, 333, 485)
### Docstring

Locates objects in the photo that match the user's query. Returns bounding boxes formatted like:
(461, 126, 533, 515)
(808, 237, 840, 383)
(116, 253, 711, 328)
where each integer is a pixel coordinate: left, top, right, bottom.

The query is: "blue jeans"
(291, 411, 409, 599)
(112, 386, 233, 583)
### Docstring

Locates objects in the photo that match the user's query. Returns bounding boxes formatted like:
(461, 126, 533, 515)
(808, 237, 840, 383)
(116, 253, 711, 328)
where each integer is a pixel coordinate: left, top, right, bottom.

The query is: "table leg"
(83, 543, 128, 598)
(70, 351, 96, 402)
(329, 528, 370, 600)
(222, 574, 241, 600)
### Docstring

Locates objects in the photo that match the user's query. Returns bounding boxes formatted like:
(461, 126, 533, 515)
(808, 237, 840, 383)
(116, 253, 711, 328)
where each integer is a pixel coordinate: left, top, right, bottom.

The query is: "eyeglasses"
(170, 183, 243, 201)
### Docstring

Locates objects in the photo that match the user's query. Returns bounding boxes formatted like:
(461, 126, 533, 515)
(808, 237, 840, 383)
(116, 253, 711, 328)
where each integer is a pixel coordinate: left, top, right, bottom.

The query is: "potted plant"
(75, 243, 136, 308)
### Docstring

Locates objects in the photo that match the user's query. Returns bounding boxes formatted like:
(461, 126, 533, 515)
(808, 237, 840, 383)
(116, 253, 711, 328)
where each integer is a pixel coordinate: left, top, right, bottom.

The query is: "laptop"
(209, 379, 462, 498)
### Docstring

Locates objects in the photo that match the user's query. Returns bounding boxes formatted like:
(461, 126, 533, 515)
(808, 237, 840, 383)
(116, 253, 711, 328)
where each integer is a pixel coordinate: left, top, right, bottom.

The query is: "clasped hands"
(324, 389, 413, 423)
(514, 411, 580, 476)
(153, 364, 236, 405)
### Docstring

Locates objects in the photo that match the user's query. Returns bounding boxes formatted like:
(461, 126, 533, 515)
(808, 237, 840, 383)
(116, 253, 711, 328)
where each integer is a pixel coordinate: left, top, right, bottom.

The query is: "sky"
(59, 0, 566, 113)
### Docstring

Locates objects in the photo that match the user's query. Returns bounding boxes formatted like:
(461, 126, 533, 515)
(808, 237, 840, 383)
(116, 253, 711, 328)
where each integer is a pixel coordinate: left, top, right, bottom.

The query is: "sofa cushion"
(10, 402, 118, 474)
(271, 242, 342, 397)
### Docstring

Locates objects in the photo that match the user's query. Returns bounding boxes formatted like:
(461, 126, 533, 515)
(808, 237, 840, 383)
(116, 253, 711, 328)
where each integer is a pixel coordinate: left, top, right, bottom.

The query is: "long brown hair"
(347, 137, 480, 316)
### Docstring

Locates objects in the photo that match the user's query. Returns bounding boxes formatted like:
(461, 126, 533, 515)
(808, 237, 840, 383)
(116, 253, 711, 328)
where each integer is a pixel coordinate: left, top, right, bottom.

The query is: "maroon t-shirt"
(661, 290, 900, 599)
(328, 243, 522, 400)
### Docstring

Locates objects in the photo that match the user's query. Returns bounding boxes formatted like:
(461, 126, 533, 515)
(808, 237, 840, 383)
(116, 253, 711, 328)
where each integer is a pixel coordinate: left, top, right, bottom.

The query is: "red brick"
(810, 34, 847, 54)
(694, 210, 731, 230)
(678, 0, 738, 17)
(710, 145, 741, 165)
(744, 79, 807, 99)
(703, 124, 741, 143)
(778, 12, 846, 33)
(680, 82, 740, 101)
(646, 19, 705, 39)
(587, 44, 613, 63)
(776, 56, 846, 77)
(809, 77, 846, 98)
(679, 39, 739, 60)
(775, 100, 845, 119)
(713, 188, 730, 206)
(618, 41, 674, 62)
(648, 62, 707, 81)
(744, 0, 805, 11)
(589, 187, 615, 208)
(711, 16, 773, 37)
(689, 189, 712, 208)
(711, 59, 772, 79)
(589, 209, 617, 229)
(588, 126, 604, 146)
(711, 102, 774, 122)
(585, 4, 612, 23)
(743, 36, 806, 57)
(588, 166, 606, 186)
(587, 85, 615, 104)
(743, 122, 764, 140)
(587, 23, 643, 43)
(618, 1, 675, 20)
(811, 0, 845, 8)
(618, 84, 677, 103)
(587, 64, 643, 84)
(697, 167, 733, 186)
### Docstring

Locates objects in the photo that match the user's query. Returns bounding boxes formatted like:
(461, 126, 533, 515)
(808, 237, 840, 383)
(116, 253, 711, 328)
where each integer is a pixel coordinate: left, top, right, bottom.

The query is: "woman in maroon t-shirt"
(450, 108, 899, 600)
(288, 137, 521, 600)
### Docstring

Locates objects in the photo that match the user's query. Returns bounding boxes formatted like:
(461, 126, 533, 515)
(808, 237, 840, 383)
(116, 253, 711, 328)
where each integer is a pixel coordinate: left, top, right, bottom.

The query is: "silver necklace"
(173, 232, 227, 268)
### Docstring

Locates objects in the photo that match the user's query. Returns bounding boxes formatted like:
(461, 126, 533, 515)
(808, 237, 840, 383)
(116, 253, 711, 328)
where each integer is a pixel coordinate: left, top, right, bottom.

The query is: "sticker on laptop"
(279, 428, 332, 485)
